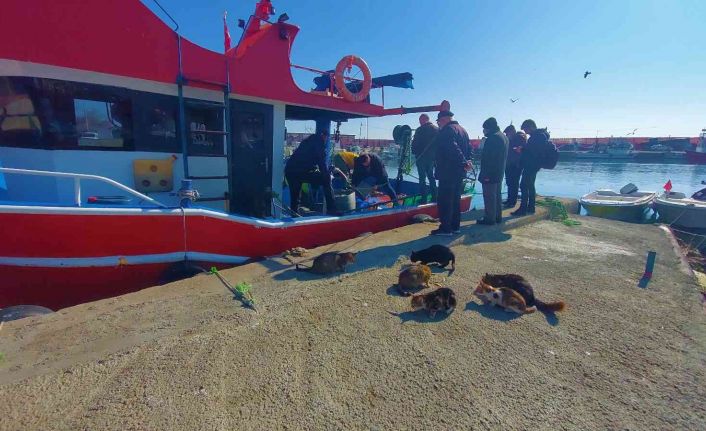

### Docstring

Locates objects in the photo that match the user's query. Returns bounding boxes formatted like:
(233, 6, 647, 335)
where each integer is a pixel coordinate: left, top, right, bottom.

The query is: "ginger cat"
(473, 280, 536, 315)
(397, 264, 432, 296)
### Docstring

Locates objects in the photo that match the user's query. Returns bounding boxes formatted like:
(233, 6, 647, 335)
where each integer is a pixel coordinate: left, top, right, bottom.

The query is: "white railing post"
(74, 177, 81, 206)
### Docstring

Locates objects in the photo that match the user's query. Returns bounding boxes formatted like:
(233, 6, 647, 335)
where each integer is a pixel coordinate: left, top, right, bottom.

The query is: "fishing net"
(537, 197, 581, 226)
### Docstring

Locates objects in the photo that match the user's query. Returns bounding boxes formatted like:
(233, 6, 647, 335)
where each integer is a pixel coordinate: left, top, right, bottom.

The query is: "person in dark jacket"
(503, 125, 527, 208)
(352, 153, 397, 200)
(512, 119, 548, 215)
(285, 130, 336, 214)
(432, 110, 472, 236)
(411, 114, 439, 203)
(477, 117, 509, 225)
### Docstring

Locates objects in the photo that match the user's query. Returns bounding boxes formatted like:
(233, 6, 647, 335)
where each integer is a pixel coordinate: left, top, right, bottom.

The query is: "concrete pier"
(1, 201, 705, 430)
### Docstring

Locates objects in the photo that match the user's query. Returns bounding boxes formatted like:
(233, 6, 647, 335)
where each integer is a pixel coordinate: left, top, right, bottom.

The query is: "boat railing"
(0, 167, 167, 208)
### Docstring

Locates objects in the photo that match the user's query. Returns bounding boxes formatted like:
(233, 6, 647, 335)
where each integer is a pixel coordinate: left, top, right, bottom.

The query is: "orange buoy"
(334, 55, 372, 103)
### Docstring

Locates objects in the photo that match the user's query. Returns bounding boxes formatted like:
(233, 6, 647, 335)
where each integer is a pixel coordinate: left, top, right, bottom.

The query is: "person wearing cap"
(513, 119, 549, 215)
(432, 110, 472, 236)
(411, 113, 439, 203)
(477, 117, 508, 225)
(503, 125, 527, 208)
(285, 130, 336, 214)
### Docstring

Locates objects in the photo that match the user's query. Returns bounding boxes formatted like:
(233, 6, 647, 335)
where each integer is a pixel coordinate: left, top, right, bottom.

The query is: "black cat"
(410, 245, 455, 273)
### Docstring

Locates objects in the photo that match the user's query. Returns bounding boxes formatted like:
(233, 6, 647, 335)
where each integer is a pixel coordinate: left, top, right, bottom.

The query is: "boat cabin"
(0, 0, 443, 217)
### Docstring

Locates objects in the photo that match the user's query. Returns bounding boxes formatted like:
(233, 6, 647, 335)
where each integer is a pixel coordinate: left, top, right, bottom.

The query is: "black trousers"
(437, 177, 463, 232)
(286, 170, 336, 214)
(519, 168, 539, 212)
(505, 164, 522, 206)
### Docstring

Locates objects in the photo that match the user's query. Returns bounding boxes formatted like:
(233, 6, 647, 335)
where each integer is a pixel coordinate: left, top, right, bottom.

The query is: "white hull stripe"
(0, 252, 249, 268)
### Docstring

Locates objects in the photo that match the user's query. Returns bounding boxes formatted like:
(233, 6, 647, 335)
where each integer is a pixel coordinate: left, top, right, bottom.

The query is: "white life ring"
(334, 55, 372, 103)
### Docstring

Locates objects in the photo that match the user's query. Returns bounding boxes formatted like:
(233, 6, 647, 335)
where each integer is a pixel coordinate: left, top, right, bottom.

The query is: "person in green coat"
(477, 117, 508, 225)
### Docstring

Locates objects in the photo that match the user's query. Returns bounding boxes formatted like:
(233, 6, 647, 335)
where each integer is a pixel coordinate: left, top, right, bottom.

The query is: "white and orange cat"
(473, 279, 536, 314)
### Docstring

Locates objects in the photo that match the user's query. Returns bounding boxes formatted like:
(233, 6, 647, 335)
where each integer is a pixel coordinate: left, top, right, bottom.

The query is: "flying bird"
(627, 128, 638, 136)
(510, 98, 519, 103)
(584, 71, 592, 79)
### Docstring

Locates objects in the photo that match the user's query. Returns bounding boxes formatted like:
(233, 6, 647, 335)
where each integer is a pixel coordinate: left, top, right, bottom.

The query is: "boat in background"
(654, 188, 706, 229)
(685, 129, 706, 165)
(580, 183, 655, 222)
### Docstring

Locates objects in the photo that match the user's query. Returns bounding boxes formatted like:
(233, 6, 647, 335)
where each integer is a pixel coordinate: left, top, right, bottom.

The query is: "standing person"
(411, 113, 439, 203)
(503, 125, 527, 208)
(352, 153, 397, 200)
(432, 110, 472, 236)
(285, 130, 336, 214)
(477, 118, 508, 225)
(513, 119, 548, 215)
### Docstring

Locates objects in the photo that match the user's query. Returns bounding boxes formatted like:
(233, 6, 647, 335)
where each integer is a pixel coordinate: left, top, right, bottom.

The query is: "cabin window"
(73, 98, 131, 148)
(186, 102, 225, 156)
(133, 92, 179, 152)
(0, 77, 44, 148)
(69, 82, 133, 150)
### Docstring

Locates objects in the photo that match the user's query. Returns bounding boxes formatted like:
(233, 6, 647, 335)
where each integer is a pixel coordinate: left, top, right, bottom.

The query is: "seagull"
(510, 98, 519, 103)
(584, 71, 592, 79)
(627, 128, 638, 136)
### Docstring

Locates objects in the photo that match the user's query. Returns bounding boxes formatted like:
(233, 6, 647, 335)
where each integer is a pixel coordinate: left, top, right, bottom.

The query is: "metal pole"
(74, 177, 81, 206)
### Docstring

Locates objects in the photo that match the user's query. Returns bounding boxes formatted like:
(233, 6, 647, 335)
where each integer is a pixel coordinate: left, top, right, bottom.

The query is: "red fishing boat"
(685, 129, 706, 164)
(0, 0, 472, 309)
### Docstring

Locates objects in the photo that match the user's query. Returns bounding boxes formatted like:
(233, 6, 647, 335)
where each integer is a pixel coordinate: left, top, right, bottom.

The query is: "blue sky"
(145, 0, 706, 139)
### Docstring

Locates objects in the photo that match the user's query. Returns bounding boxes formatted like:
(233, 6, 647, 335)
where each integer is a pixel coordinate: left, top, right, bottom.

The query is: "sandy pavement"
(1, 210, 705, 430)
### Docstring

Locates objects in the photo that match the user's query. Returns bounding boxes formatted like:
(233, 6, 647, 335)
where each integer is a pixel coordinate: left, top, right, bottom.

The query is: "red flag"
(223, 12, 231, 52)
(663, 179, 672, 192)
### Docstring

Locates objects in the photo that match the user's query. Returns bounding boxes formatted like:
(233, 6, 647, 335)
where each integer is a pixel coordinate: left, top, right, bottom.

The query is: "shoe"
(476, 218, 495, 225)
(511, 209, 527, 216)
(430, 229, 453, 236)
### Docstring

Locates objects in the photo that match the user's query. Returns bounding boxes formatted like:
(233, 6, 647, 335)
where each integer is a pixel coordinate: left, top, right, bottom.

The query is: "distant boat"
(685, 129, 706, 165)
(605, 140, 633, 158)
(580, 184, 655, 222)
(654, 188, 706, 229)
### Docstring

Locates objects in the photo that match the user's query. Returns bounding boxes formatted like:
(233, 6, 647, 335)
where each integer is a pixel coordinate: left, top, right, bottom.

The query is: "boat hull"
(685, 151, 706, 165)
(580, 202, 651, 222)
(654, 199, 706, 229)
(0, 196, 471, 309)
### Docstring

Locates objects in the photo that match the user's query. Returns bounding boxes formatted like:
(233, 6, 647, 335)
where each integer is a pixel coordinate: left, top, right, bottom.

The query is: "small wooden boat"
(580, 184, 656, 222)
(654, 188, 706, 229)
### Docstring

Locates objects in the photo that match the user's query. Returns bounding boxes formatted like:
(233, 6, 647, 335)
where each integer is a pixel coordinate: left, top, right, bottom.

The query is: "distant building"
(286, 133, 395, 150)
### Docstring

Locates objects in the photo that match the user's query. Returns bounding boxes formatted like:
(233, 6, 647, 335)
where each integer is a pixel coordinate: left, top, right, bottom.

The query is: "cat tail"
(295, 264, 311, 272)
(535, 299, 566, 313)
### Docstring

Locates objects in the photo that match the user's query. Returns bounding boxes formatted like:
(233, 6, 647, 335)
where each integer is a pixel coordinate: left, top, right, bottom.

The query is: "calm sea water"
(390, 161, 706, 208)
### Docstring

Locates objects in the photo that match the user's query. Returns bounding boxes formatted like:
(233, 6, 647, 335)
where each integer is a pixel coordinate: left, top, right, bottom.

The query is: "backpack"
(541, 140, 559, 169)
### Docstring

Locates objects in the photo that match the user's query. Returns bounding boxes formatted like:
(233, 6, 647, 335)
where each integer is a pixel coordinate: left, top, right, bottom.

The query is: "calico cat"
(295, 252, 356, 275)
(473, 280, 536, 314)
(410, 245, 455, 272)
(397, 264, 432, 296)
(411, 287, 457, 317)
(481, 273, 565, 313)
